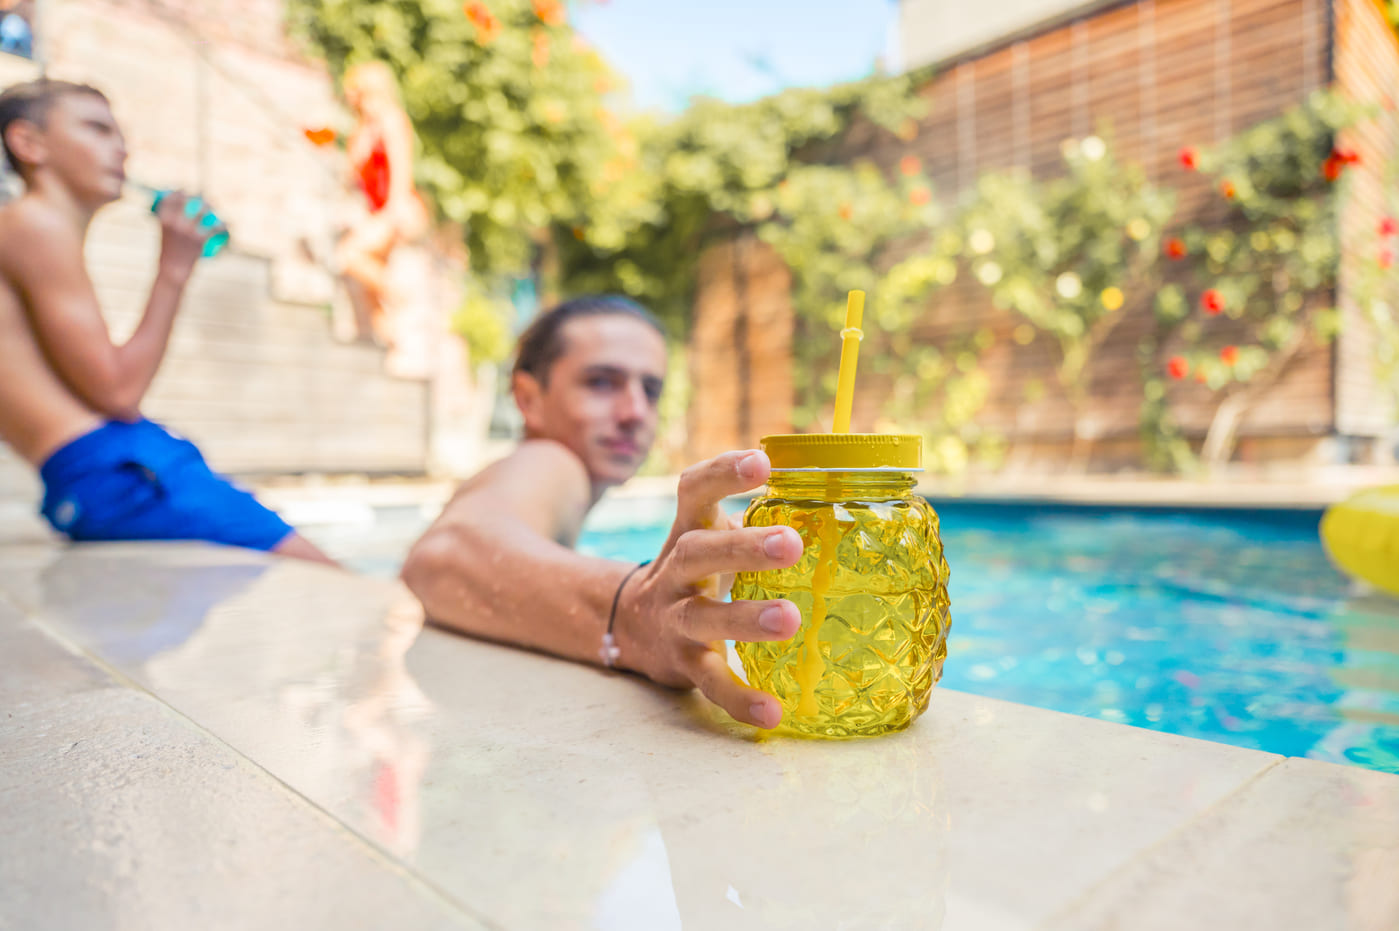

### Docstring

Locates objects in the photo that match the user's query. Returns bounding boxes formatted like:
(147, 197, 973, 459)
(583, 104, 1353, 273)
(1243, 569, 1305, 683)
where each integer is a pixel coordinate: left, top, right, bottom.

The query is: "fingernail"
(738, 452, 763, 479)
(750, 700, 779, 729)
(759, 603, 787, 633)
(763, 529, 789, 559)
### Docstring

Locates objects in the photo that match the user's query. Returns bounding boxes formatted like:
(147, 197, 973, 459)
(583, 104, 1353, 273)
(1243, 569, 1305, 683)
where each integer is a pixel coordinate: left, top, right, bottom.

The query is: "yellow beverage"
(734, 434, 951, 738)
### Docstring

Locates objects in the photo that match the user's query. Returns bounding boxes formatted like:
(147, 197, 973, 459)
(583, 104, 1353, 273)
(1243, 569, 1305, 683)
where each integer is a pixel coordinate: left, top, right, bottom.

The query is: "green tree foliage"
(288, 0, 623, 278)
(1148, 91, 1376, 466)
(959, 134, 1174, 462)
(555, 78, 927, 331)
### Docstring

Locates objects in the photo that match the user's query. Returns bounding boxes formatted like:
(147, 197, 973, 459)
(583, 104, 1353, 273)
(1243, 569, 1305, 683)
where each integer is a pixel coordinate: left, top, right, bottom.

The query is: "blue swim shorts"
(39, 419, 294, 551)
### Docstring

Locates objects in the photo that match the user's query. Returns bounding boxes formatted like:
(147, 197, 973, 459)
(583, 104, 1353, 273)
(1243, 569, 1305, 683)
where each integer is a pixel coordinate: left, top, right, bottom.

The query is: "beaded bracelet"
(600, 559, 652, 668)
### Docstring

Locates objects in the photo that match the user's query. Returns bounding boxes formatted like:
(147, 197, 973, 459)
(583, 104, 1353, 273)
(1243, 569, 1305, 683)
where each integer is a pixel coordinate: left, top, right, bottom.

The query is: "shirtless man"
(401, 295, 806, 729)
(0, 79, 331, 562)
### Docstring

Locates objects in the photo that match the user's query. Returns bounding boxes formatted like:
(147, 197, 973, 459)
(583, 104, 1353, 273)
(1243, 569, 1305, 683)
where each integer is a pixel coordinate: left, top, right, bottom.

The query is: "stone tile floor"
(1, 540, 1396, 929)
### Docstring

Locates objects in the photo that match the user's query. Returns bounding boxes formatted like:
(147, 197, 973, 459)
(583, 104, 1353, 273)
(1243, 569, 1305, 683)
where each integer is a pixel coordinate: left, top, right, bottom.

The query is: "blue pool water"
(572, 500, 1399, 774)
(323, 497, 1399, 774)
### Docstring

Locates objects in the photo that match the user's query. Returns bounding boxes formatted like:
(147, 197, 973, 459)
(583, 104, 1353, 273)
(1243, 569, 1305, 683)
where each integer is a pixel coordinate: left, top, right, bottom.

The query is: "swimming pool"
(308, 496, 1399, 774)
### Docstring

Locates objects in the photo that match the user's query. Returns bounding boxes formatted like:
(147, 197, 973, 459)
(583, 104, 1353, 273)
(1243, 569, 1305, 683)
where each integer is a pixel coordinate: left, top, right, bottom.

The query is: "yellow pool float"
(1320, 485, 1399, 598)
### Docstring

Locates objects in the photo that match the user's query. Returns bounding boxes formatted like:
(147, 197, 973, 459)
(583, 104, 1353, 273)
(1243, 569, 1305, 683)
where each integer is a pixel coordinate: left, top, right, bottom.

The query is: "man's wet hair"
(0, 79, 109, 175)
(513, 295, 665, 384)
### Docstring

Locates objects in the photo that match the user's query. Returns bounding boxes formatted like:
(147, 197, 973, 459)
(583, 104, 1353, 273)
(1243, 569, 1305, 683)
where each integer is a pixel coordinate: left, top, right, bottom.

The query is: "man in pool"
(0, 79, 332, 563)
(401, 295, 806, 729)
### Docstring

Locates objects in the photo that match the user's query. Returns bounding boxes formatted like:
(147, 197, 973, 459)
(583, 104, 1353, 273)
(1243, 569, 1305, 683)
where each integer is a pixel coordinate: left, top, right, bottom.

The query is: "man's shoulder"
(447, 440, 589, 506)
(511, 438, 589, 474)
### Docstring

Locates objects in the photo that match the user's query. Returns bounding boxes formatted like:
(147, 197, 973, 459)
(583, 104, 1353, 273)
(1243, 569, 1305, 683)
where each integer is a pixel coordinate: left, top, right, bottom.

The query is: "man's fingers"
(672, 450, 770, 535)
(675, 594, 800, 644)
(668, 525, 802, 589)
(689, 646, 783, 730)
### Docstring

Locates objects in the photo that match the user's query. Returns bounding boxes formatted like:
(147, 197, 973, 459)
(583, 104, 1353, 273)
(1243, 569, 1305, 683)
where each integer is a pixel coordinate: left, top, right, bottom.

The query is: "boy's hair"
(513, 295, 666, 385)
(0, 79, 109, 175)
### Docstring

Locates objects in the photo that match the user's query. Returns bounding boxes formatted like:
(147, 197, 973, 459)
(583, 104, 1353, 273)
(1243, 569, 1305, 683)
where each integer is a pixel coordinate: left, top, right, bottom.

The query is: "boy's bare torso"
(0, 197, 104, 465)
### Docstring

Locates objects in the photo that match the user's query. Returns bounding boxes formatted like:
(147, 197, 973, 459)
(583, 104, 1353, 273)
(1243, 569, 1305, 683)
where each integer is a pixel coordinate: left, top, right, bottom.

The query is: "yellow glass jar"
(733, 434, 951, 738)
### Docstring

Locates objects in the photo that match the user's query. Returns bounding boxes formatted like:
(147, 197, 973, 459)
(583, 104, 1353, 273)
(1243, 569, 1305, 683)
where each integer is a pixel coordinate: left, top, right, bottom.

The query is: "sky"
(571, 0, 903, 112)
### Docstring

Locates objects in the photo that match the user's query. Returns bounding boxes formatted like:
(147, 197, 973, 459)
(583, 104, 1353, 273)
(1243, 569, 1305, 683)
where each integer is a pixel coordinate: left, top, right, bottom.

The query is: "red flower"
(1201, 289, 1225, 315)
(1381, 248, 1395, 270)
(899, 155, 922, 177)
(1323, 147, 1360, 182)
(533, 0, 567, 26)
(908, 186, 932, 206)
(1164, 237, 1187, 260)
(1379, 216, 1398, 237)
(1219, 345, 1239, 365)
(464, 2, 501, 44)
(303, 127, 336, 147)
(1220, 179, 1236, 199)
(1178, 146, 1199, 171)
(1167, 356, 1189, 380)
(838, 203, 853, 221)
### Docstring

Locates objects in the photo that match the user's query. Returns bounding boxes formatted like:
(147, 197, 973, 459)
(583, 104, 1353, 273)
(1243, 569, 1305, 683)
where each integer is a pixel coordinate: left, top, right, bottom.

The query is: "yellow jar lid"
(760, 434, 922, 471)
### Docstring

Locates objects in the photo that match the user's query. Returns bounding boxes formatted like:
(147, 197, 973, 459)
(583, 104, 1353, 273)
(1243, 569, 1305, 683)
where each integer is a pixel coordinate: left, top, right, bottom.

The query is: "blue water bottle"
(149, 190, 230, 258)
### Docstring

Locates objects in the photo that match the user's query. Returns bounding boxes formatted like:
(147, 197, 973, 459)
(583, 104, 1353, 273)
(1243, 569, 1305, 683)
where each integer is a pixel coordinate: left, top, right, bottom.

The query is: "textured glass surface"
(733, 473, 951, 738)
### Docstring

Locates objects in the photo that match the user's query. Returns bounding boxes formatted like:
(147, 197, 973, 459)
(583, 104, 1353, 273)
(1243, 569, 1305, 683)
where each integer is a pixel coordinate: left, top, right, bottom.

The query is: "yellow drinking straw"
(831, 289, 865, 433)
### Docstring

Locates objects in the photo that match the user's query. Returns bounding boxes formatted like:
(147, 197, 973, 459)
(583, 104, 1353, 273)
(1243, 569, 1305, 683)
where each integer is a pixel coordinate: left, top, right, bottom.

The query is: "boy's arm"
(401, 446, 805, 729)
(11, 194, 210, 420)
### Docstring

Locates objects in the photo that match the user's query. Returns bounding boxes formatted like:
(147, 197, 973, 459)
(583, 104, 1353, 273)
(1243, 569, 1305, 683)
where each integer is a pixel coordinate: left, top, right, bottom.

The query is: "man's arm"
(403, 440, 636, 664)
(10, 193, 210, 421)
(402, 445, 806, 729)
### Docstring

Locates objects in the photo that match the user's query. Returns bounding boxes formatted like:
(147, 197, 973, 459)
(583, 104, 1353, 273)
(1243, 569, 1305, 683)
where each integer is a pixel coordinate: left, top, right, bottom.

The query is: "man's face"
(515, 314, 668, 488)
(16, 92, 127, 205)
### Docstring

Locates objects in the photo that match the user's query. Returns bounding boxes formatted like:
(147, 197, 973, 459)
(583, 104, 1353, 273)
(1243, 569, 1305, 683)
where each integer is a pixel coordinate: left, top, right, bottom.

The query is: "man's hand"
(613, 449, 803, 730)
(155, 191, 220, 282)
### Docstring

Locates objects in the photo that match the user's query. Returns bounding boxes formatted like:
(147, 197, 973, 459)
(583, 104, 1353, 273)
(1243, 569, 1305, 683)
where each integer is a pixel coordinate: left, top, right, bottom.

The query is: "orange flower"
(1200, 289, 1225, 315)
(1164, 237, 1187, 260)
(1381, 248, 1394, 270)
(1178, 146, 1198, 171)
(908, 186, 932, 206)
(1167, 356, 1189, 380)
(532, 29, 550, 68)
(838, 203, 854, 221)
(464, 2, 501, 44)
(533, 0, 566, 26)
(303, 127, 336, 147)
(899, 155, 922, 177)
(1219, 345, 1239, 365)
(1194, 371, 1208, 384)
(1219, 179, 1236, 199)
